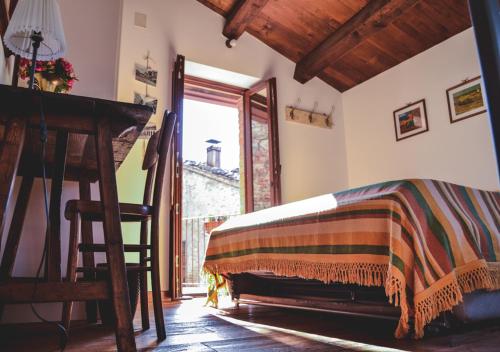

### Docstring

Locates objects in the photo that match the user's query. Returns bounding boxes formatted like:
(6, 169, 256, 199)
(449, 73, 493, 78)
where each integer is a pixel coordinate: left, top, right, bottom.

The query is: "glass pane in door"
(250, 89, 272, 211)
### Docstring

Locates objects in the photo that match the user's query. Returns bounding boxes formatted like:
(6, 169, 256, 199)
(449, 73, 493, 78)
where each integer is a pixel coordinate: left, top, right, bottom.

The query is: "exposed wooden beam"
(223, 0, 269, 40)
(294, 0, 419, 85)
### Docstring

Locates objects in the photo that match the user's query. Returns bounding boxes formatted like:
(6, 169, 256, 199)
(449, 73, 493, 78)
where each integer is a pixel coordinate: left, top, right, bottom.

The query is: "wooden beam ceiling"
(293, 0, 419, 84)
(198, 0, 472, 91)
(223, 0, 270, 40)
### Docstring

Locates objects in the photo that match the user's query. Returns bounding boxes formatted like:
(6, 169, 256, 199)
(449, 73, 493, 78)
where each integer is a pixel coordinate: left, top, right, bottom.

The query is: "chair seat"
(65, 200, 153, 222)
(76, 264, 150, 273)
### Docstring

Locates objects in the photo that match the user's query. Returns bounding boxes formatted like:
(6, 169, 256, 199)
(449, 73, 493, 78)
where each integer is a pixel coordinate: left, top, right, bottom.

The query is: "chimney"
(206, 139, 221, 168)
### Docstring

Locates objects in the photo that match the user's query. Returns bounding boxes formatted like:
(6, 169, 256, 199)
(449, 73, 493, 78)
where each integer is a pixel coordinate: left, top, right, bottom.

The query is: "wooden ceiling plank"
(419, 0, 470, 34)
(260, 1, 340, 53)
(366, 36, 408, 62)
(358, 41, 399, 69)
(330, 58, 367, 84)
(370, 15, 426, 58)
(319, 69, 354, 92)
(293, 0, 419, 84)
(196, 0, 235, 16)
(248, 13, 310, 62)
(223, 0, 270, 40)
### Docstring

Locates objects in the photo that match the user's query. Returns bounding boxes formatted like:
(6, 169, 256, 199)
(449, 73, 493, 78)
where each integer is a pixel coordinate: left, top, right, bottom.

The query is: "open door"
(170, 54, 184, 300)
(170, 64, 281, 297)
(243, 78, 281, 212)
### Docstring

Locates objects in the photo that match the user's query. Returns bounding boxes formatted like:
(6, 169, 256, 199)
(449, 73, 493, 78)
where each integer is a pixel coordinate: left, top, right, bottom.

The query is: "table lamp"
(3, 0, 66, 89)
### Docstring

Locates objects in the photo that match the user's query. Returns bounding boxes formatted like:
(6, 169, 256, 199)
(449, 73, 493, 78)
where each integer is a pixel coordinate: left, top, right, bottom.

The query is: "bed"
(202, 179, 500, 338)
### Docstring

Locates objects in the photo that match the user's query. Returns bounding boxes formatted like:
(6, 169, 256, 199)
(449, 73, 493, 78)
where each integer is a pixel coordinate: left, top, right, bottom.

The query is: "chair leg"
(0, 173, 34, 319)
(139, 270, 150, 330)
(151, 224, 166, 340)
(139, 221, 150, 330)
(62, 212, 80, 330)
(79, 176, 98, 323)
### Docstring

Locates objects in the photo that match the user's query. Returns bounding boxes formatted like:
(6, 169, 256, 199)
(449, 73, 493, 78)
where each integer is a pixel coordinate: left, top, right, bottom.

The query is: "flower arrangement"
(18, 57, 78, 93)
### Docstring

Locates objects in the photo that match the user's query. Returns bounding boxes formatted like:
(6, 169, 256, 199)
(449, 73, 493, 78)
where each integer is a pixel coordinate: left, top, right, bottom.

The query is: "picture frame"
(393, 99, 429, 141)
(135, 63, 158, 87)
(134, 92, 158, 113)
(446, 76, 486, 123)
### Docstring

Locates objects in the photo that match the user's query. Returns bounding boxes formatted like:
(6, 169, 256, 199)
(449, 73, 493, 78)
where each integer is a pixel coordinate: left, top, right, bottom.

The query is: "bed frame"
(225, 272, 500, 335)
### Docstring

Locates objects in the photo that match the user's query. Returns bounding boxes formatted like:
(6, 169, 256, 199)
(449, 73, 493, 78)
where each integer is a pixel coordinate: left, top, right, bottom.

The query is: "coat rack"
(285, 101, 334, 129)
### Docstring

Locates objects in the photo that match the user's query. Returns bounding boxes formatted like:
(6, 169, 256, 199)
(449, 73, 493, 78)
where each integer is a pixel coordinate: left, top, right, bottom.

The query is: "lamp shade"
(3, 0, 66, 61)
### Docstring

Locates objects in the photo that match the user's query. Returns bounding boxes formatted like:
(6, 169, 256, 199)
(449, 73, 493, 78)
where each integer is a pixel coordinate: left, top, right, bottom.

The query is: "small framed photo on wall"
(446, 76, 486, 123)
(393, 99, 429, 141)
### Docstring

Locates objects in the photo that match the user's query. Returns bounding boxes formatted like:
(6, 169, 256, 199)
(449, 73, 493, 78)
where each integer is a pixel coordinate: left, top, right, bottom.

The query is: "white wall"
(0, 0, 123, 323)
(343, 29, 499, 191)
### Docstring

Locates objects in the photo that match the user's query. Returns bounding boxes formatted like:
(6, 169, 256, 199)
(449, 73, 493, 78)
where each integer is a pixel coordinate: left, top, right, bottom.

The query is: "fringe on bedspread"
(204, 258, 500, 339)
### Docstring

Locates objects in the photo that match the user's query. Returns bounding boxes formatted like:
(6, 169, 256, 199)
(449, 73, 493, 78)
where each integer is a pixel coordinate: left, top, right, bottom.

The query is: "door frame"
(170, 63, 281, 297)
(243, 78, 281, 212)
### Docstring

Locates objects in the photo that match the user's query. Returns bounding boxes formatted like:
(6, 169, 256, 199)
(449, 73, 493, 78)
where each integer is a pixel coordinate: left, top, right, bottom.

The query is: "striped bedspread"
(203, 179, 500, 338)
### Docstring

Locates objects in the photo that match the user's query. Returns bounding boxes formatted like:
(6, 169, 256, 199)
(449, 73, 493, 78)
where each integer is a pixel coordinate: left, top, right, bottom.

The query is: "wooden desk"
(0, 85, 152, 351)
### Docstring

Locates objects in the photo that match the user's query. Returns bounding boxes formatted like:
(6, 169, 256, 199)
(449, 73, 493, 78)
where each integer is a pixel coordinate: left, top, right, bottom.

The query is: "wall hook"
(326, 104, 335, 127)
(290, 98, 301, 120)
(309, 101, 318, 123)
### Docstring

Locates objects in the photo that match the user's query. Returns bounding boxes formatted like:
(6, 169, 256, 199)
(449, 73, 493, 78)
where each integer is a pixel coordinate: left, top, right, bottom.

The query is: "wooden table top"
(0, 84, 153, 181)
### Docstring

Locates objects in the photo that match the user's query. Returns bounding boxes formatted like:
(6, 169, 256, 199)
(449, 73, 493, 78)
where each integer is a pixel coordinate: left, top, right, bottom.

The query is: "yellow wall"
(117, 141, 149, 264)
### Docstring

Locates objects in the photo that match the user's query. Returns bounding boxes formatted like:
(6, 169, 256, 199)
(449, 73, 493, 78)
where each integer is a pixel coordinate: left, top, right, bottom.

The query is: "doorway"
(181, 76, 244, 295)
(170, 56, 281, 298)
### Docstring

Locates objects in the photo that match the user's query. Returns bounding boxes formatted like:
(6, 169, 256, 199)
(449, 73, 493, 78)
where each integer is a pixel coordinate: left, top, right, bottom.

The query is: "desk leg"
(0, 118, 26, 254)
(46, 131, 68, 282)
(79, 176, 98, 323)
(95, 116, 136, 352)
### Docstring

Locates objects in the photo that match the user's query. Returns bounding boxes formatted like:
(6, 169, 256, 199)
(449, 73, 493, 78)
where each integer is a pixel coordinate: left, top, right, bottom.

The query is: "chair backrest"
(141, 111, 177, 209)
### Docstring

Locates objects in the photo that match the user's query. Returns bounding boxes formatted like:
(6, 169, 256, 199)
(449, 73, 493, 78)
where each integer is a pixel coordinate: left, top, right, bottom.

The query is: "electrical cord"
(29, 93, 68, 352)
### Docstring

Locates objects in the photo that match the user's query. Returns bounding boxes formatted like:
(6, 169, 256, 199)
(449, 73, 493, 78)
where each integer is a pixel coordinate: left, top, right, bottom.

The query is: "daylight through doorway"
(181, 98, 243, 295)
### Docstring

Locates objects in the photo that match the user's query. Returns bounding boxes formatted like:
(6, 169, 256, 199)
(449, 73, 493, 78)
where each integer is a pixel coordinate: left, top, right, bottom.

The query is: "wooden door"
(243, 78, 281, 213)
(170, 54, 184, 300)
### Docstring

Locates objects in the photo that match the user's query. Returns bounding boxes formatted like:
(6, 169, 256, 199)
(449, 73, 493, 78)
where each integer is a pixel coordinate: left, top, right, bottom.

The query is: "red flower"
(17, 57, 78, 92)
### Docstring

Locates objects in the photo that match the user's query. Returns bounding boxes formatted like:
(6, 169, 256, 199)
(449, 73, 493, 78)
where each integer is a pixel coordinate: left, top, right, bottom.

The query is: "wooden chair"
(62, 111, 176, 341)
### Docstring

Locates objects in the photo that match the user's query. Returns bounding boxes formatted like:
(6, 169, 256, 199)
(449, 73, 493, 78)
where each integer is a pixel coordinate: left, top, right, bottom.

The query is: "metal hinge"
(175, 203, 179, 215)
(176, 158, 179, 177)
(175, 255, 179, 268)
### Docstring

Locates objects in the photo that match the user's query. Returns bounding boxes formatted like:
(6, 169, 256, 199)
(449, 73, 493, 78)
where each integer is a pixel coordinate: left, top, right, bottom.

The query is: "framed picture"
(134, 92, 158, 113)
(135, 63, 158, 87)
(446, 76, 486, 123)
(393, 99, 429, 141)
